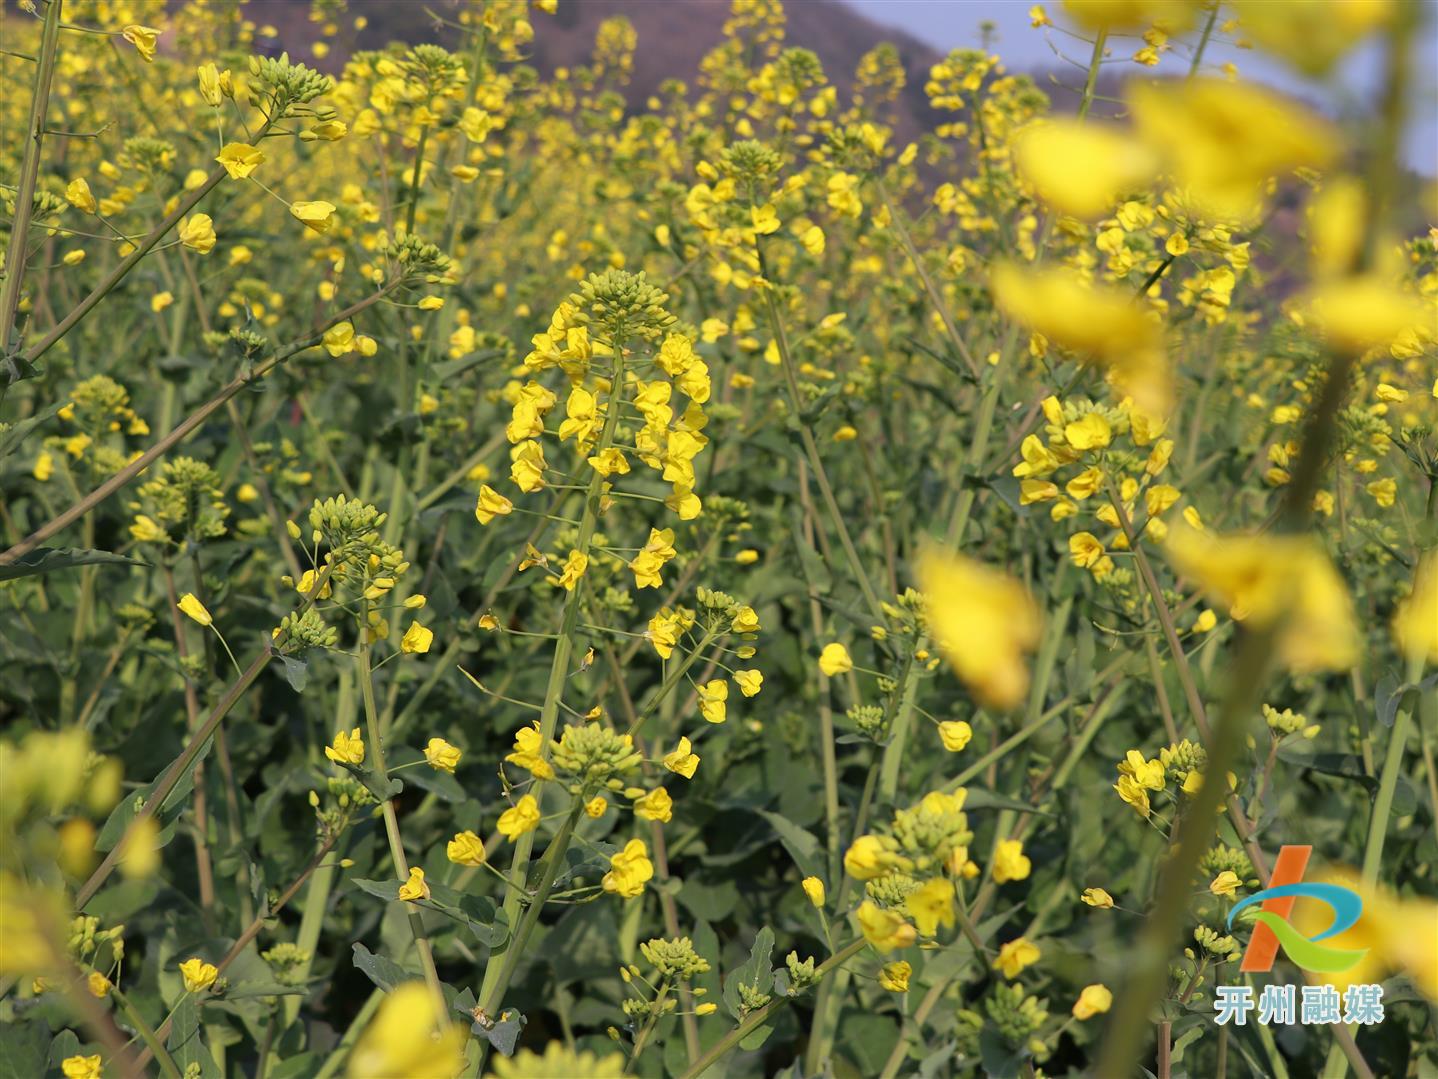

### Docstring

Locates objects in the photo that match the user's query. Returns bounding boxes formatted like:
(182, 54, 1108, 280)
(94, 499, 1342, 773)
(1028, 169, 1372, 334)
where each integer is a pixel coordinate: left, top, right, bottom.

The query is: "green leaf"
(963, 788, 1054, 816)
(0, 546, 146, 581)
(0, 1021, 48, 1079)
(722, 926, 774, 1022)
(754, 809, 822, 880)
(168, 995, 220, 1079)
(277, 655, 308, 693)
(475, 1010, 525, 1057)
(788, 509, 832, 596)
(352, 942, 416, 992)
(0, 402, 61, 460)
(351, 878, 402, 902)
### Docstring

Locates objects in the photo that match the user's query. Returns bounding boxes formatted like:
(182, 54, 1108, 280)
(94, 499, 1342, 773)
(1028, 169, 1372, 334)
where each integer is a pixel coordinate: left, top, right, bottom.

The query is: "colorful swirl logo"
(1229, 845, 1369, 974)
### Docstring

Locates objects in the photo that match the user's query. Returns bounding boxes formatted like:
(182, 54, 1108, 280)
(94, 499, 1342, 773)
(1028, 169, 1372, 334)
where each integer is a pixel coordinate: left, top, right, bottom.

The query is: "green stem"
(479, 343, 626, 1007)
(0, 0, 62, 386)
(757, 277, 885, 621)
(357, 626, 446, 1019)
(2, 286, 395, 565)
(111, 986, 183, 1079)
(682, 938, 868, 1079)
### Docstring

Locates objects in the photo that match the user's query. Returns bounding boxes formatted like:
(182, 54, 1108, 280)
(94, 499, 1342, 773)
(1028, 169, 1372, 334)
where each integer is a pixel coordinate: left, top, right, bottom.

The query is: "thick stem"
(0, 0, 62, 377)
(358, 628, 446, 1019)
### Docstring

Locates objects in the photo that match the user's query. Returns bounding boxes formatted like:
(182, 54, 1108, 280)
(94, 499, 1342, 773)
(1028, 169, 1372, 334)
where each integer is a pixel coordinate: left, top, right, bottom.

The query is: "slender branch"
(1, 286, 395, 565)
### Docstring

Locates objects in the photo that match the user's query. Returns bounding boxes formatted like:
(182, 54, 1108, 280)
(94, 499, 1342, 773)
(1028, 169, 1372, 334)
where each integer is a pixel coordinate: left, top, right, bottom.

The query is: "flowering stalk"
(356, 614, 446, 1019)
(479, 343, 627, 1006)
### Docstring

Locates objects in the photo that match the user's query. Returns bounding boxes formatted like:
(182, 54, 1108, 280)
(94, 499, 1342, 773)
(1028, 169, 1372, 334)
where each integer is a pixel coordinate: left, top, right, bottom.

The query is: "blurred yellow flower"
(348, 982, 464, 1079)
(918, 548, 1041, 712)
(1072, 983, 1113, 1019)
(1128, 78, 1338, 222)
(1013, 119, 1156, 220)
(857, 900, 916, 953)
(993, 936, 1041, 978)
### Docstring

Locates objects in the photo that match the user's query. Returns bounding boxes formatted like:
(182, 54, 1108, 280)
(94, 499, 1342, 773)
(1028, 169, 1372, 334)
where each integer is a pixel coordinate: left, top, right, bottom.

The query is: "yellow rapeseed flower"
(918, 548, 1041, 712)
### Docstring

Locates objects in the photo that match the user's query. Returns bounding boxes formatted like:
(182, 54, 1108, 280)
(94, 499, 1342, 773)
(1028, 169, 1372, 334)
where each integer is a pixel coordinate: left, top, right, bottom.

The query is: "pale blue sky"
(846, 0, 1437, 175)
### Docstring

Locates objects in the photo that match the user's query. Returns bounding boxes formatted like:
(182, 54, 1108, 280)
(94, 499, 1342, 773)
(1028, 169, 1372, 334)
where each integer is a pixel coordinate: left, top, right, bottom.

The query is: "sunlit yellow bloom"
(180, 957, 218, 992)
(396, 866, 430, 902)
(121, 24, 162, 63)
(818, 642, 853, 677)
(62, 1056, 104, 1079)
(291, 200, 337, 233)
(879, 960, 912, 992)
(556, 550, 588, 591)
(906, 877, 956, 936)
(992, 839, 1032, 884)
(734, 669, 763, 697)
(474, 484, 513, 524)
(1081, 887, 1115, 908)
(731, 605, 760, 633)
(446, 830, 485, 867)
(498, 794, 541, 840)
(216, 143, 264, 180)
(602, 839, 653, 899)
(66, 178, 97, 214)
(325, 728, 365, 767)
(322, 321, 355, 357)
(1209, 871, 1241, 897)
(802, 876, 825, 907)
(177, 593, 212, 626)
(938, 720, 972, 752)
(662, 737, 699, 779)
(401, 622, 434, 654)
(424, 737, 459, 772)
(993, 936, 1041, 978)
(857, 900, 916, 953)
(633, 787, 673, 823)
(178, 214, 216, 254)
